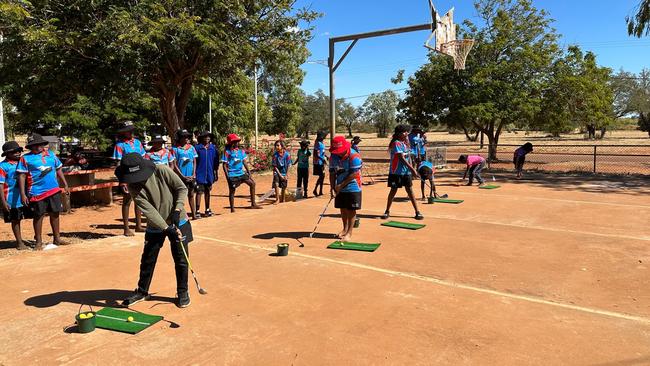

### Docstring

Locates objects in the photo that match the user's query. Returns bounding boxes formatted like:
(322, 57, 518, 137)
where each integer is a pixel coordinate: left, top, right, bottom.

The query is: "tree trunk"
(347, 124, 353, 138)
(599, 126, 606, 139)
(586, 124, 596, 139)
(479, 131, 484, 149)
(159, 89, 180, 137)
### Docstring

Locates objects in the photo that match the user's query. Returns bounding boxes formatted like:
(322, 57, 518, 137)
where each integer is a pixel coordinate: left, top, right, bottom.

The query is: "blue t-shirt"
(146, 148, 175, 165)
(418, 136, 427, 155)
(389, 141, 411, 176)
(408, 133, 421, 156)
(418, 160, 433, 171)
(16, 150, 63, 201)
(272, 151, 292, 176)
(0, 160, 23, 209)
(221, 148, 247, 178)
(195, 143, 220, 184)
(172, 144, 198, 177)
(112, 138, 146, 160)
(330, 151, 363, 193)
(313, 141, 326, 166)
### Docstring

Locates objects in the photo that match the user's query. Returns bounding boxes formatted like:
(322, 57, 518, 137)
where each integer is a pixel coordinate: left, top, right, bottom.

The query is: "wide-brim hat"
(25, 133, 49, 148)
(1, 141, 23, 157)
(117, 120, 136, 134)
(176, 129, 192, 139)
(299, 140, 310, 146)
(115, 152, 156, 184)
(226, 133, 241, 144)
(198, 130, 215, 139)
(329, 136, 350, 156)
(352, 136, 362, 143)
(147, 135, 165, 145)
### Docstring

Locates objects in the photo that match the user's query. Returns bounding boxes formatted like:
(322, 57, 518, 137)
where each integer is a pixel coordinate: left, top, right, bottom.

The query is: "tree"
(337, 99, 358, 137)
(0, 1, 317, 137)
(627, 1, 650, 37)
(628, 69, 650, 137)
(297, 89, 328, 139)
(362, 90, 400, 138)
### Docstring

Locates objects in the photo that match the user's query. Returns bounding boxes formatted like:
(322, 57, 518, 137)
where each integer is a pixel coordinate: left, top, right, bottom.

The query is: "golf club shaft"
(175, 230, 206, 294)
(310, 197, 333, 236)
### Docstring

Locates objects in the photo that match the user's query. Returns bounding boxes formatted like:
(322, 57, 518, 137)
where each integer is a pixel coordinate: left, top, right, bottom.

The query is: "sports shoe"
(205, 209, 213, 217)
(122, 289, 150, 307)
(381, 211, 390, 220)
(415, 212, 424, 220)
(177, 291, 191, 308)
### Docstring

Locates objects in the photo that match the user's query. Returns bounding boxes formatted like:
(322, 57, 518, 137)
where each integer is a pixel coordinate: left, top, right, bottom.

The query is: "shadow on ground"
(253, 231, 334, 240)
(24, 289, 176, 308)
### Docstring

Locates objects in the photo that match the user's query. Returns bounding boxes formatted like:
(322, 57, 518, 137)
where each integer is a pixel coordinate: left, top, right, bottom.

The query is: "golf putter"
(175, 228, 208, 295)
(309, 197, 333, 238)
(424, 180, 448, 199)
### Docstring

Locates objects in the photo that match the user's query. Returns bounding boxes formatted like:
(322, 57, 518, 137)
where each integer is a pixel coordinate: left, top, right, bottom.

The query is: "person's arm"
(0, 182, 8, 212)
(463, 166, 469, 180)
(133, 192, 168, 230)
(160, 165, 188, 212)
(398, 153, 419, 178)
(18, 173, 29, 206)
(56, 168, 70, 195)
(335, 170, 359, 193)
(213, 150, 220, 181)
(329, 169, 337, 197)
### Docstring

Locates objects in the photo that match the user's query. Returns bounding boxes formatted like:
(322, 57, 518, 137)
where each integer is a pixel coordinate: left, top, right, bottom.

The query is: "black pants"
(137, 223, 192, 295)
(297, 167, 309, 192)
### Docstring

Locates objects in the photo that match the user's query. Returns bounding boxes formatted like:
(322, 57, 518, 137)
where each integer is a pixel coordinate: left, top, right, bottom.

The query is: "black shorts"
(388, 174, 413, 188)
(228, 173, 250, 189)
(418, 166, 433, 180)
(195, 183, 212, 193)
(3, 207, 25, 223)
(313, 165, 325, 177)
(272, 174, 288, 189)
(183, 178, 196, 193)
(335, 191, 362, 210)
(30, 193, 63, 217)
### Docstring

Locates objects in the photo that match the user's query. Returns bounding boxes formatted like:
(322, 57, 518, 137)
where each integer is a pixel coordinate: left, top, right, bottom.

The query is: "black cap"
(117, 120, 136, 133)
(147, 135, 165, 145)
(114, 153, 156, 184)
(1, 141, 23, 157)
(25, 133, 49, 148)
(176, 129, 192, 139)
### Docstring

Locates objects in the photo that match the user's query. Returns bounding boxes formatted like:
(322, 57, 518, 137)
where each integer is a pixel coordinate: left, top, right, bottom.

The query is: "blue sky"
(297, 0, 650, 106)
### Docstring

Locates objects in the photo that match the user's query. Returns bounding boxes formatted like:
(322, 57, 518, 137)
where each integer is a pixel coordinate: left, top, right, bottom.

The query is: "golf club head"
(309, 233, 314, 238)
(441, 194, 449, 198)
(198, 288, 208, 295)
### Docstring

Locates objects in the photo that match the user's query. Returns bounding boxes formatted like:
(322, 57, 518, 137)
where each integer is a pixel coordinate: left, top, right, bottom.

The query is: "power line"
(340, 87, 408, 100)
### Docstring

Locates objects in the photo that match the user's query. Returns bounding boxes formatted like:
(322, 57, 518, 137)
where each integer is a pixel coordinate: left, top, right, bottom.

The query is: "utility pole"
(254, 64, 259, 149)
(0, 33, 5, 146)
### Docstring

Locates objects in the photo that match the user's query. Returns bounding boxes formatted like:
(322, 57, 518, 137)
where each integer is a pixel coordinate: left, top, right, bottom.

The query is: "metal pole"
(593, 145, 597, 173)
(208, 78, 212, 133)
(254, 65, 259, 149)
(0, 33, 5, 146)
(329, 40, 335, 144)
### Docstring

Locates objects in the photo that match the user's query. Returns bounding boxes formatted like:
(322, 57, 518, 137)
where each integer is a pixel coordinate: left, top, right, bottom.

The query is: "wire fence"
(358, 144, 650, 175)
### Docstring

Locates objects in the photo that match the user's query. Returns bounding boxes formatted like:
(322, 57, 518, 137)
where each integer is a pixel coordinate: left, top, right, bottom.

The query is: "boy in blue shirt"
(0, 141, 27, 250)
(222, 134, 262, 213)
(172, 129, 199, 219)
(146, 135, 175, 167)
(312, 131, 328, 197)
(383, 125, 423, 220)
(112, 121, 145, 236)
(17, 134, 70, 250)
(272, 140, 292, 204)
(417, 160, 439, 201)
(329, 136, 363, 242)
(194, 131, 220, 217)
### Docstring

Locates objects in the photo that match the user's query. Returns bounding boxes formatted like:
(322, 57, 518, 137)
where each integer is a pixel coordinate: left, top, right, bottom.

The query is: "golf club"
(424, 180, 448, 199)
(309, 196, 333, 238)
(175, 228, 208, 295)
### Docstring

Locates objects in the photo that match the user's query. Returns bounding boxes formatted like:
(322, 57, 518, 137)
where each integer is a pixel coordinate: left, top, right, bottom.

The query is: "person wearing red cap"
(329, 136, 363, 241)
(221, 134, 262, 213)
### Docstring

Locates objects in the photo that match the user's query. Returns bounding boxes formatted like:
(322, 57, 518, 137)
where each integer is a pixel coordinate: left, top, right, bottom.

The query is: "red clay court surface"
(1, 172, 650, 365)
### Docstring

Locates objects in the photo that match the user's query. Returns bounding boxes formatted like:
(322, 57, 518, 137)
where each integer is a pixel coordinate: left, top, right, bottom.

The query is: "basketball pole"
(328, 23, 431, 144)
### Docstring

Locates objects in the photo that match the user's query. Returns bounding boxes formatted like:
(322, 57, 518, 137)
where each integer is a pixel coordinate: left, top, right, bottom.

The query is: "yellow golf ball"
(127, 316, 134, 322)
(86, 313, 94, 318)
(78, 313, 87, 319)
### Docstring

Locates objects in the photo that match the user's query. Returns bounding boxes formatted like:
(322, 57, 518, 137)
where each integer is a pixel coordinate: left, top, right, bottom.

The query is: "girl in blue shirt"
(0, 141, 27, 250)
(172, 129, 199, 219)
(272, 140, 292, 204)
(312, 131, 328, 196)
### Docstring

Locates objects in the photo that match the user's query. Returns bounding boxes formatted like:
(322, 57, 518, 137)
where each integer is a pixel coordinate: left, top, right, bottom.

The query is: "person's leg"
(467, 166, 477, 185)
(204, 184, 212, 213)
(168, 230, 189, 298)
(303, 169, 309, 197)
(420, 180, 426, 200)
(246, 178, 261, 208)
(136, 232, 164, 294)
(228, 186, 236, 213)
(429, 178, 435, 197)
(338, 208, 347, 238)
(195, 187, 203, 214)
(296, 170, 303, 189)
(383, 187, 398, 217)
(33, 213, 44, 250)
(134, 206, 143, 232)
(475, 162, 485, 184)
(274, 185, 280, 204)
(50, 212, 61, 245)
(280, 187, 286, 203)
(405, 185, 421, 215)
(122, 194, 134, 236)
(11, 220, 27, 250)
(188, 189, 197, 219)
(318, 173, 325, 195)
(342, 208, 356, 241)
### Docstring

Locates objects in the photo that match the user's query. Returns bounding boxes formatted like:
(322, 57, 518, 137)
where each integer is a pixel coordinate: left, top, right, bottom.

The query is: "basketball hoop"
(441, 39, 475, 70)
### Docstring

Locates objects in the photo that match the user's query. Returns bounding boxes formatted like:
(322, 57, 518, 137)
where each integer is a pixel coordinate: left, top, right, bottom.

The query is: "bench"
(61, 181, 120, 213)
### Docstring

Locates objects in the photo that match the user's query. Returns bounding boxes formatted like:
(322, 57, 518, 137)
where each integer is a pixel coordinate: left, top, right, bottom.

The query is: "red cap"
(227, 134, 241, 144)
(329, 136, 350, 156)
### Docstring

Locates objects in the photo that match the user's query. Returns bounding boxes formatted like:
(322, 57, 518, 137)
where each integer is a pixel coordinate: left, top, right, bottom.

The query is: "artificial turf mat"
(433, 198, 464, 204)
(327, 241, 381, 252)
(381, 221, 426, 230)
(479, 184, 501, 189)
(95, 307, 163, 334)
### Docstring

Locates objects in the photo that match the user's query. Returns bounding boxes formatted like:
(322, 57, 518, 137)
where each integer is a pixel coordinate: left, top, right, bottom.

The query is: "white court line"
(194, 235, 650, 324)
(452, 190, 650, 209)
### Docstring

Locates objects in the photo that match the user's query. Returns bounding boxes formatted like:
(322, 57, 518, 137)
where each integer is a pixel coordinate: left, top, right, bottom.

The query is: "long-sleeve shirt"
(128, 165, 188, 231)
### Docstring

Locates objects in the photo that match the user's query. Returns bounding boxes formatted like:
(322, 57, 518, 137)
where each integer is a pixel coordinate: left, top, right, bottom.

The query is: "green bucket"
(353, 218, 360, 228)
(277, 243, 289, 256)
(75, 304, 96, 334)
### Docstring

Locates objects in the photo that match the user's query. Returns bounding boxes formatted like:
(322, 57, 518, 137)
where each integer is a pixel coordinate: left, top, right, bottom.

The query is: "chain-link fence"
(359, 144, 650, 175)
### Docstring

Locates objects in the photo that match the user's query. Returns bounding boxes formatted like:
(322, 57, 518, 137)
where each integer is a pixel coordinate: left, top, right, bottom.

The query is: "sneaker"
(194, 212, 201, 219)
(381, 211, 390, 220)
(415, 212, 424, 220)
(122, 289, 150, 307)
(205, 209, 213, 217)
(177, 291, 191, 308)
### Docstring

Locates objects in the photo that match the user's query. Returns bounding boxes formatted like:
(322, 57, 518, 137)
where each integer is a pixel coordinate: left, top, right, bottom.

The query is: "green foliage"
(627, 0, 650, 37)
(361, 90, 400, 138)
(296, 89, 327, 138)
(337, 100, 358, 137)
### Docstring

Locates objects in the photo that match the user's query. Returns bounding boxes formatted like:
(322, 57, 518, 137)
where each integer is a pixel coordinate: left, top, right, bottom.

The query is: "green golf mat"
(328, 241, 381, 252)
(479, 184, 501, 189)
(381, 221, 426, 230)
(95, 307, 163, 334)
(433, 198, 464, 204)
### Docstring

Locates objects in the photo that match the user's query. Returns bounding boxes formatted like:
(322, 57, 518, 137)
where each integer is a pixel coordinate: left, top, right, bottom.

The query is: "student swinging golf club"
(382, 125, 424, 220)
(117, 153, 194, 308)
(329, 136, 363, 241)
(417, 159, 439, 201)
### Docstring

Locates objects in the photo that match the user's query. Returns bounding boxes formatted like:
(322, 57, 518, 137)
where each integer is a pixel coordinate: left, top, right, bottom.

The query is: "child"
(194, 131, 220, 217)
(0, 141, 27, 250)
(172, 129, 199, 219)
(112, 120, 145, 236)
(513, 142, 533, 179)
(292, 140, 311, 198)
(417, 160, 438, 201)
(116, 153, 194, 308)
(408, 126, 424, 164)
(459, 154, 486, 186)
(222, 134, 262, 213)
(351, 136, 362, 153)
(17, 134, 70, 250)
(329, 136, 363, 241)
(312, 131, 328, 197)
(382, 125, 423, 220)
(272, 140, 292, 204)
(418, 129, 428, 161)
(146, 135, 175, 167)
